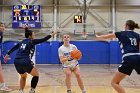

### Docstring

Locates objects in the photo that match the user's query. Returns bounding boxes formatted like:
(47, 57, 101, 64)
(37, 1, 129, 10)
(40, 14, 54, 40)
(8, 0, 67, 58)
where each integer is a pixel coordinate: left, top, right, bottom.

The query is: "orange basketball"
(70, 49, 82, 60)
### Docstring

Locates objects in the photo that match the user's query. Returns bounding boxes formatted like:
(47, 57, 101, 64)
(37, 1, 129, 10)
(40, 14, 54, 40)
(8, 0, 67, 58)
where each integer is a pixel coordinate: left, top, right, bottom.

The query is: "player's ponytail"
(25, 28, 33, 38)
(134, 23, 140, 29)
(126, 20, 140, 30)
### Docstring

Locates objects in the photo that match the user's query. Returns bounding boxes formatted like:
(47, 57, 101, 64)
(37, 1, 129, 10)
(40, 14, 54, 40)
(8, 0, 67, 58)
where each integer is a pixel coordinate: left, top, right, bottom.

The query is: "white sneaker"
(29, 89, 35, 93)
(82, 91, 86, 93)
(19, 89, 24, 93)
(0, 86, 12, 91)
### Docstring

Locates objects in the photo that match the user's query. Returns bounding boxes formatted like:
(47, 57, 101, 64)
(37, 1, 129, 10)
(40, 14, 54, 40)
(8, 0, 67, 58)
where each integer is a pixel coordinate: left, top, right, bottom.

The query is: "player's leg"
(20, 59, 39, 93)
(29, 67, 39, 93)
(14, 60, 27, 93)
(0, 49, 4, 83)
(64, 67, 72, 93)
(0, 53, 12, 92)
(19, 73, 27, 93)
(0, 52, 12, 91)
(111, 71, 127, 93)
(0, 61, 12, 91)
(0, 60, 4, 83)
(111, 56, 136, 93)
(73, 66, 86, 93)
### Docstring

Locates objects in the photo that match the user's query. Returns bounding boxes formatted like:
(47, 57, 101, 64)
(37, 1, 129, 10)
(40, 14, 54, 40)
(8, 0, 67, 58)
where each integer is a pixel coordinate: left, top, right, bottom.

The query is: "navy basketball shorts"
(14, 58, 34, 74)
(118, 55, 140, 75)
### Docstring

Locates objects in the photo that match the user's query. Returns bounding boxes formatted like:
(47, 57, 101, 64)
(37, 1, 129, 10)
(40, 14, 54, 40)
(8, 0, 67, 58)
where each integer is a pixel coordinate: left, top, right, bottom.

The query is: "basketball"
(70, 49, 82, 60)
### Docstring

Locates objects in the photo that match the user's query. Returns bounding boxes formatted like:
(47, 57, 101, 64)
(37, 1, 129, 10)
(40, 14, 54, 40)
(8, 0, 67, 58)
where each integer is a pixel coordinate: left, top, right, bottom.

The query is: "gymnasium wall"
(2, 41, 122, 64)
(2, 0, 140, 42)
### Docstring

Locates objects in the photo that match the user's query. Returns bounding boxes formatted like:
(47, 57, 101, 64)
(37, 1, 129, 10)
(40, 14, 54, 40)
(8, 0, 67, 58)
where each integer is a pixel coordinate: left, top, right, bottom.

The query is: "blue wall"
(1, 41, 122, 64)
(36, 42, 51, 64)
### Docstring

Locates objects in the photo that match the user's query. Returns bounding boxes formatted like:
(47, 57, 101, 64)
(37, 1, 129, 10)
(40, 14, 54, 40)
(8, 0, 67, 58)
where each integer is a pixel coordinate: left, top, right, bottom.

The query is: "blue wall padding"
(109, 41, 122, 64)
(36, 42, 51, 64)
(49, 41, 60, 64)
(71, 41, 110, 64)
(2, 41, 122, 64)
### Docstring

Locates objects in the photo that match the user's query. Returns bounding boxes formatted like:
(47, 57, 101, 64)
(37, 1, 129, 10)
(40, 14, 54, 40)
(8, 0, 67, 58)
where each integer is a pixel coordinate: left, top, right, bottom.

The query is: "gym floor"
(1, 64, 140, 93)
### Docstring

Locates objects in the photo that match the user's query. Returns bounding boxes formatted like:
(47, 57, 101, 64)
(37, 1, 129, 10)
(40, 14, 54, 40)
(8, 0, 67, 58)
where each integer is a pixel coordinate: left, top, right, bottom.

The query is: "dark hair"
(0, 22, 5, 26)
(25, 27, 33, 38)
(126, 20, 140, 30)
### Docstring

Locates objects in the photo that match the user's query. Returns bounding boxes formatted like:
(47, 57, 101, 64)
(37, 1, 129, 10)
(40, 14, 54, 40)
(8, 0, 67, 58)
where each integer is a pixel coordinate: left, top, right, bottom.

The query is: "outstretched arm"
(95, 33, 116, 41)
(32, 35, 52, 45)
(4, 43, 19, 63)
(32, 29, 58, 45)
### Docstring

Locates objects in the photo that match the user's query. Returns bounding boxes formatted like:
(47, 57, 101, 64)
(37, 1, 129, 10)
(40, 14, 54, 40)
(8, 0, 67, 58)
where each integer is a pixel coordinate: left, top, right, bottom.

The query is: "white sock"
(0, 83, 5, 87)
(3, 83, 5, 87)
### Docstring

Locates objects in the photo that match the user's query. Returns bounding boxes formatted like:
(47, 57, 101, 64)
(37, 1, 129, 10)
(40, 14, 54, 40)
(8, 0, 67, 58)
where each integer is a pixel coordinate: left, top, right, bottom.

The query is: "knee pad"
(31, 76, 39, 89)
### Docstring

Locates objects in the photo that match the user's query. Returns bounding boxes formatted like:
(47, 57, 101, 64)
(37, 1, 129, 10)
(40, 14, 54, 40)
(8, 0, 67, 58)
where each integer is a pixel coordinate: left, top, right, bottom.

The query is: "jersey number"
(20, 43, 26, 50)
(129, 38, 137, 46)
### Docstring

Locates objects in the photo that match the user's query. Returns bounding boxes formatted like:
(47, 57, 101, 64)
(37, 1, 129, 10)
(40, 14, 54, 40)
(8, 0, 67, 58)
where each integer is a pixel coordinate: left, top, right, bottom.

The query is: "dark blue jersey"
(0, 31, 3, 43)
(115, 31, 140, 55)
(7, 35, 52, 59)
(0, 31, 3, 57)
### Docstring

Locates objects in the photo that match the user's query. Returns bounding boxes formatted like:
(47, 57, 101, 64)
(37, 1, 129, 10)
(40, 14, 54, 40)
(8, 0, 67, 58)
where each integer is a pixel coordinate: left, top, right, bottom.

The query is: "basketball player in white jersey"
(58, 34, 86, 93)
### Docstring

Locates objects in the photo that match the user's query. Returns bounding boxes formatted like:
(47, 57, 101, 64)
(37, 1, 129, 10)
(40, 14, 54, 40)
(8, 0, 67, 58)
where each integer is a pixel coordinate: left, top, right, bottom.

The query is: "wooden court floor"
(1, 64, 140, 93)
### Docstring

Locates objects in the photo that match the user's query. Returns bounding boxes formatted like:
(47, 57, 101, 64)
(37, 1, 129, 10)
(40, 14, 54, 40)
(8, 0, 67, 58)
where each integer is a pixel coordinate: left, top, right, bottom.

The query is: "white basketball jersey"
(58, 44, 79, 68)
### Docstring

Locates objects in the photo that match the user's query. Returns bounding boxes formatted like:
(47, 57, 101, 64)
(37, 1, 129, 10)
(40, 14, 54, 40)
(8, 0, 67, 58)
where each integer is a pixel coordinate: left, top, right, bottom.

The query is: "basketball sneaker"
(29, 89, 35, 93)
(19, 89, 24, 93)
(67, 90, 72, 93)
(0, 83, 12, 91)
(82, 91, 86, 93)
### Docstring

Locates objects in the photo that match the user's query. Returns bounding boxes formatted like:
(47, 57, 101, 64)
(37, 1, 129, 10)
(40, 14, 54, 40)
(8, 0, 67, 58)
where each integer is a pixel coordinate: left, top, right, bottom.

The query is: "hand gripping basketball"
(70, 49, 82, 60)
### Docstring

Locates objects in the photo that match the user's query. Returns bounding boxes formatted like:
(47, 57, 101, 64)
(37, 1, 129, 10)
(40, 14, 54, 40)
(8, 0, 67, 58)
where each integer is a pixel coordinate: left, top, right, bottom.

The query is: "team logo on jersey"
(20, 43, 26, 50)
(64, 52, 70, 57)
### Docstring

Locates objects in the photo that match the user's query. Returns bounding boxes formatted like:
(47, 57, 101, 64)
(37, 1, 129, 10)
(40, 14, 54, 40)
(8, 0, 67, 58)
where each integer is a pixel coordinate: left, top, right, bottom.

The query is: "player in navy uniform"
(0, 22, 12, 91)
(4, 27, 57, 93)
(96, 20, 140, 93)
